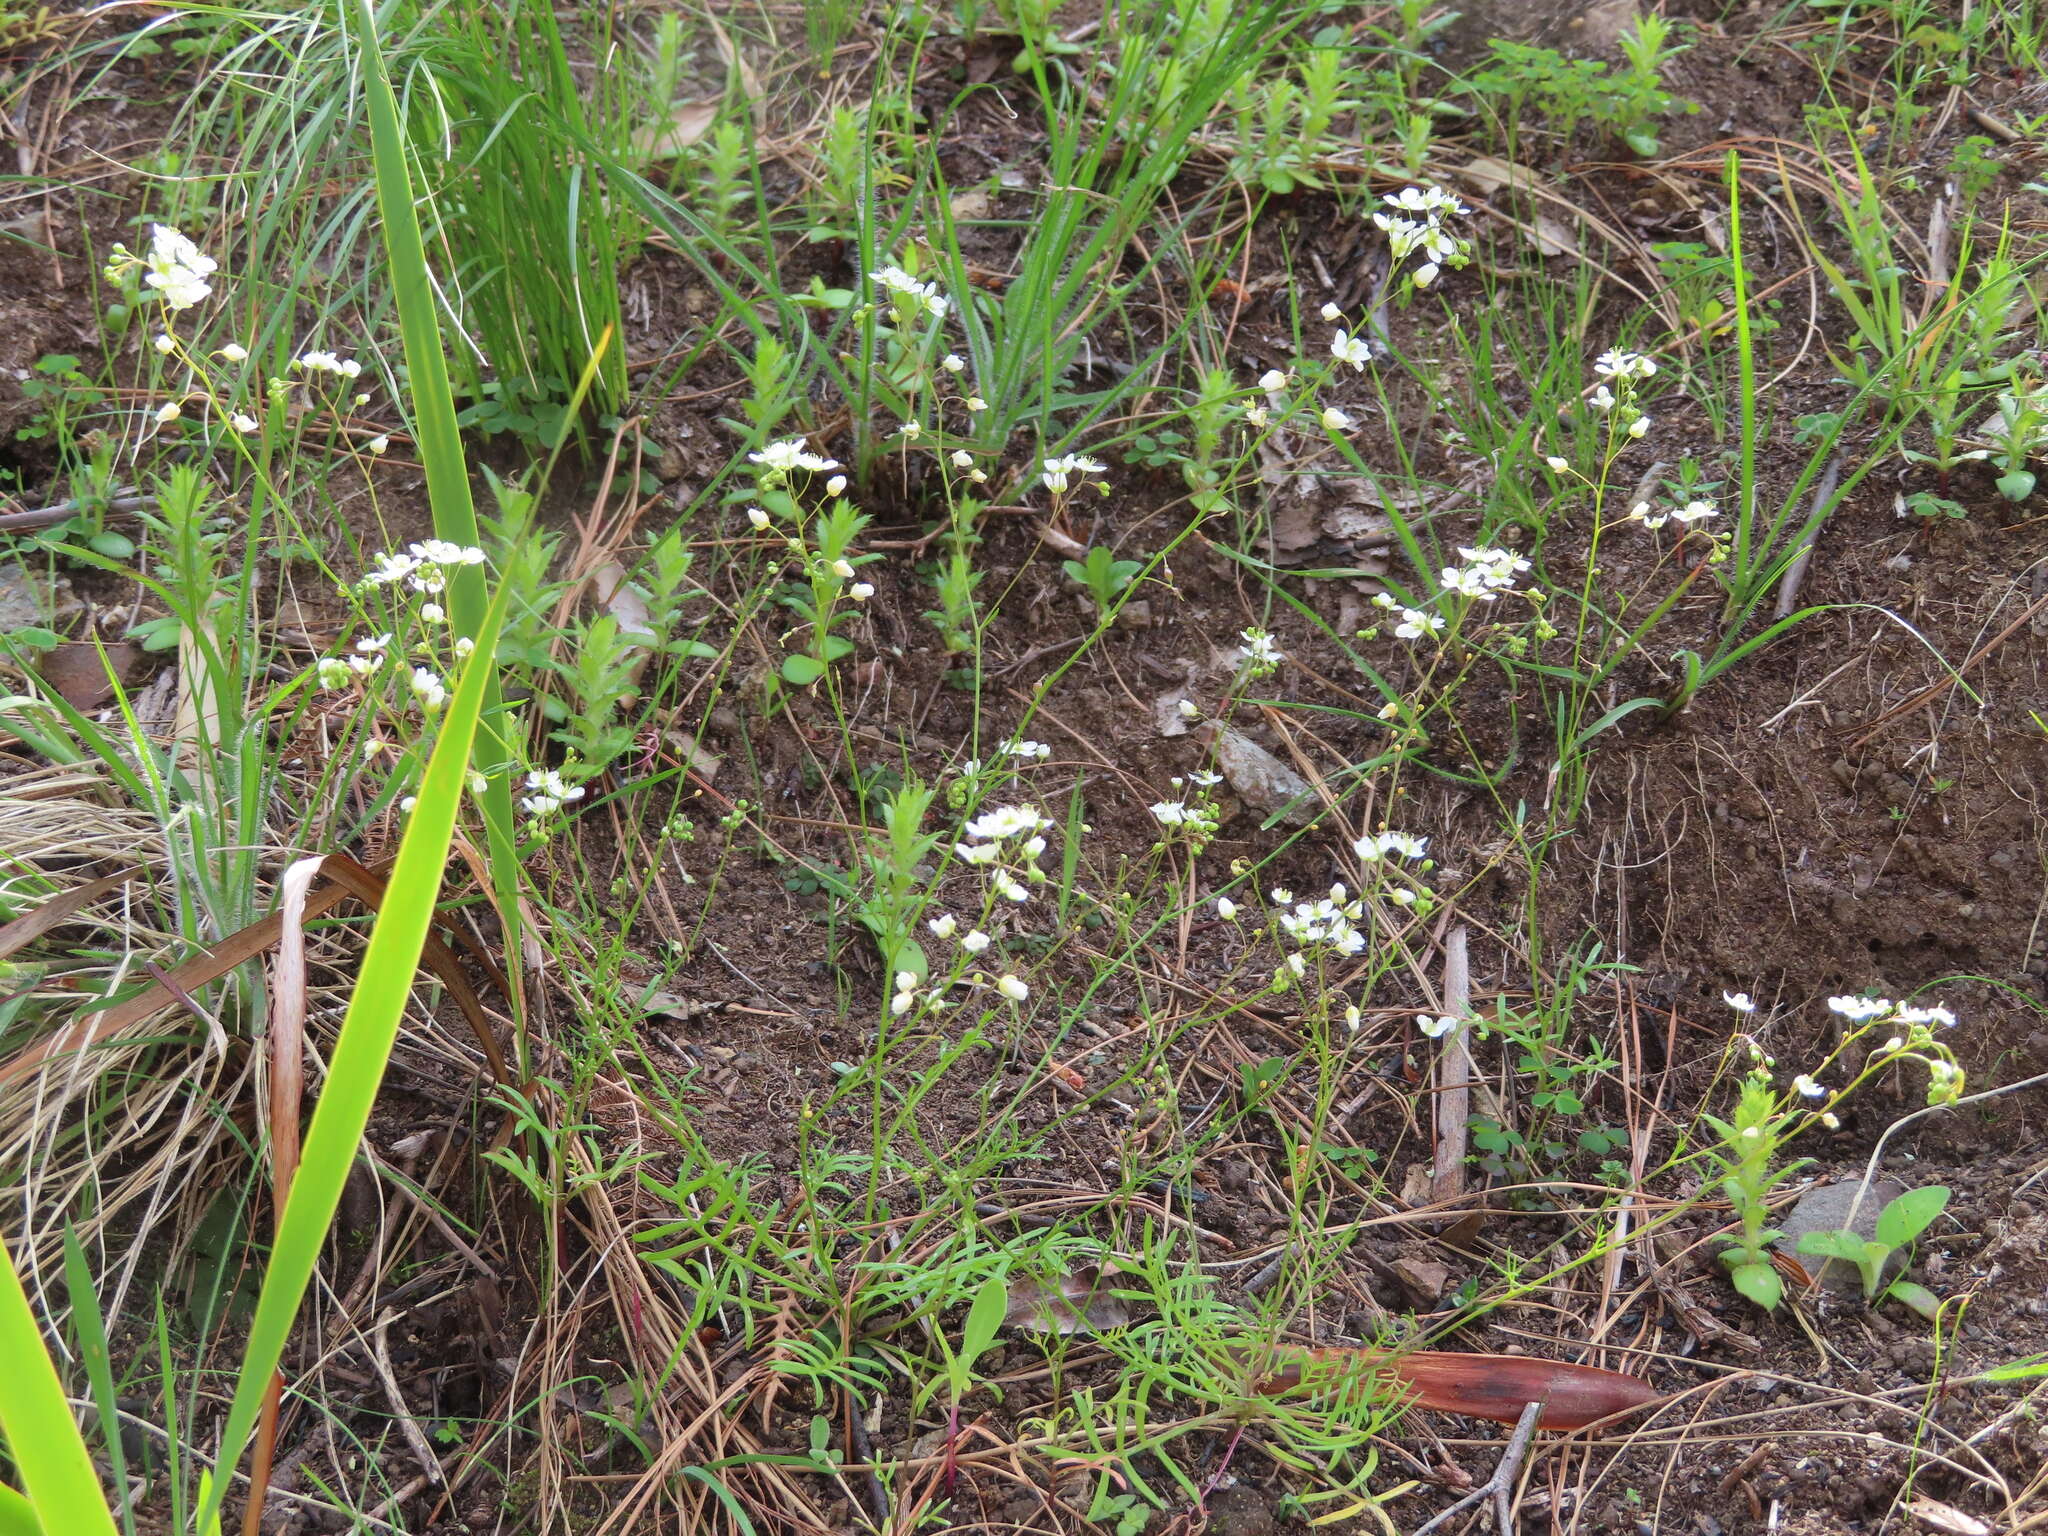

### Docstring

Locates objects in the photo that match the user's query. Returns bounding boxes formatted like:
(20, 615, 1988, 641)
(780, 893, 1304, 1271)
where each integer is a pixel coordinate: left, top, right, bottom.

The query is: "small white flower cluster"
(1236, 627, 1284, 678)
(1351, 827, 1435, 911)
(1727, 989, 1967, 1125)
(953, 803, 1053, 905)
(103, 224, 216, 311)
(1629, 498, 1717, 531)
(409, 665, 447, 712)
(359, 541, 486, 594)
(1369, 591, 1444, 641)
(748, 438, 842, 477)
(1042, 454, 1107, 495)
(294, 350, 364, 380)
(1437, 545, 1529, 602)
(1372, 186, 1471, 289)
(1149, 771, 1223, 853)
(1005, 737, 1052, 761)
(1353, 830, 1427, 862)
(1275, 882, 1369, 962)
(872, 264, 948, 319)
(521, 768, 586, 820)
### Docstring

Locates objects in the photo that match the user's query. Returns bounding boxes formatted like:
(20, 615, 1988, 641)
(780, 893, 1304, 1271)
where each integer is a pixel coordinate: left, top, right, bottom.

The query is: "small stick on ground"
(1430, 924, 1472, 1205)
(1411, 1398, 1544, 1536)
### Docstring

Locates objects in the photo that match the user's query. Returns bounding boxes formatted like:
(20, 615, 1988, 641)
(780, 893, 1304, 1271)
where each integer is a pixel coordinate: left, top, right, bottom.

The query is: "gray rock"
(1776, 1176, 1909, 1293)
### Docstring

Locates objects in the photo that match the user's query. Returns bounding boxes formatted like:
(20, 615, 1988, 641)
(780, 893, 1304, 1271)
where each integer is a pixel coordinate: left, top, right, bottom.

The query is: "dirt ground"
(5, 0, 2048, 1532)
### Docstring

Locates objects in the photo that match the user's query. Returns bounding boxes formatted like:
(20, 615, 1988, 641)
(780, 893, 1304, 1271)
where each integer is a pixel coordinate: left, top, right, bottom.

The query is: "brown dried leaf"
(1004, 1264, 1133, 1335)
(632, 100, 719, 163)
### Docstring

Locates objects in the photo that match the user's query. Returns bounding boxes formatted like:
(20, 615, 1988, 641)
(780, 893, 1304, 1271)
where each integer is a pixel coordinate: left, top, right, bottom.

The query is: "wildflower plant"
(1705, 993, 1968, 1311)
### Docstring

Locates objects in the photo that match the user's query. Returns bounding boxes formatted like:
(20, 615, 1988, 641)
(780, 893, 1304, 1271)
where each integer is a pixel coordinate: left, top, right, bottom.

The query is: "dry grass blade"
(0, 864, 141, 961)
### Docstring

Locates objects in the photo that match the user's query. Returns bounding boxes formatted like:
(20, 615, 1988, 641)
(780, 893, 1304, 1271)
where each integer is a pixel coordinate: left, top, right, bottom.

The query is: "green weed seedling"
(1063, 546, 1143, 611)
(1797, 1184, 1951, 1319)
(1980, 375, 2048, 500)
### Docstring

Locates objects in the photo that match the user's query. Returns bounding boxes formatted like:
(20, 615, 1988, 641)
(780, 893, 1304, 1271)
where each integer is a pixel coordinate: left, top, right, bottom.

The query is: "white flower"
(830, 558, 856, 580)
(1319, 303, 1343, 322)
(1005, 739, 1051, 760)
(896, 419, 922, 439)
(453, 636, 474, 659)
(419, 602, 445, 624)
(1545, 455, 1570, 473)
(155, 401, 181, 424)
(950, 449, 974, 468)
(1238, 629, 1283, 667)
(366, 435, 389, 455)
(1439, 564, 1491, 599)
(962, 930, 991, 954)
(1042, 454, 1107, 494)
(1177, 699, 1202, 720)
(1672, 499, 1716, 524)
(154, 333, 175, 355)
(942, 353, 966, 373)
(965, 804, 1050, 841)
(1217, 897, 1237, 920)
(362, 548, 417, 581)
(1354, 829, 1427, 861)
(849, 582, 874, 601)
(749, 438, 840, 474)
(1821, 1111, 1841, 1130)
(1895, 1004, 1957, 1028)
(994, 873, 1030, 903)
(1792, 1074, 1825, 1099)
(1413, 261, 1439, 288)
(1150, 801, 1194, 826)
(1394, 607, 1443, 639)
(410, 666, 447, 711)
(315, 657, 352, 689)
(410, 540, 486, 567)
(1271, 888, 1294, 904)
(872, 264, 948, 317)
(826, 474, 848, 496)
(1321, 406, 1355, 432)
(525, 769, 586, 805)
(965, 396, 987, 412)
(230, 412, 259, 434)
(1330, 330, 1372, 370)
(1828, 995, 1893, 1023)
(891, 990, 917, 1016)
(1189, 770, 1221, 787)
(747, 506, 771, 529)
(357, 633, 391, 654)
(216, 342, 248, 362)
(997, 974, 1029, 1001)
(1420, 1014, 1460, 1039)
(138, 225, 216, 310)
(1594, 349, 1656, 381)
(1630, 502, 1670, 530)
(1723, 991, 1756, 1013)
(1258, 368, 1288, 392)
(1740, 1125, 1762, 1141)
(1627, 414, 1650, 439)
(353, 392, 370, 406)
(1245, 404, 1270, 429)
(928, 913, 958, 939)
(1589, 384, 1615, 413)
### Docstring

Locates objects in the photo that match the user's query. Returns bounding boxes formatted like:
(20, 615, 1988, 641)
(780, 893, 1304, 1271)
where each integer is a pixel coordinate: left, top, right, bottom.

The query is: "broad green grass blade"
(193, 578, 512, 1535)
(61, 1229, 132, 1536)
(350, 0, 528, 1070)
(0, 1229, 119, 1536)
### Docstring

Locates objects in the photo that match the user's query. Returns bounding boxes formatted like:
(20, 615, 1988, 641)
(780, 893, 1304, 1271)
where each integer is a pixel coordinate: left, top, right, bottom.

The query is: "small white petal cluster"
(410, 666, 447, 712)
(520, 768, 587, 819)
(104, 224, 217, 311)
(1042, 454, 1107, 494)
(1372, 186, 1471, 288)
(1005, 738, 1052, 761)
(1594, 349, 1658, 382)
(359, 541, 486, 595)
(872, 264, 948, 318)
(1630, 499, 1716, 532)
(1419, 1013, 1461, 1039)
(1826, 995, 1891, 1023)
(1330, 329, 1372, 371)
(294, 349, 363, 379)
(953, 803, 1053, 905)
(1236, 627, 1284, 674)
(1276, 882, 1368, 958)
(748, 438, 841, 474)
(1353, 829, 1428, 862)
(1438, 545, 1528, 602)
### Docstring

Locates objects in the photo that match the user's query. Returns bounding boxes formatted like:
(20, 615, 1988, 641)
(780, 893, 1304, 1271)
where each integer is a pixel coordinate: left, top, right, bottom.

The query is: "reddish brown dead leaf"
(1258, 1346, 1663, 1431)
